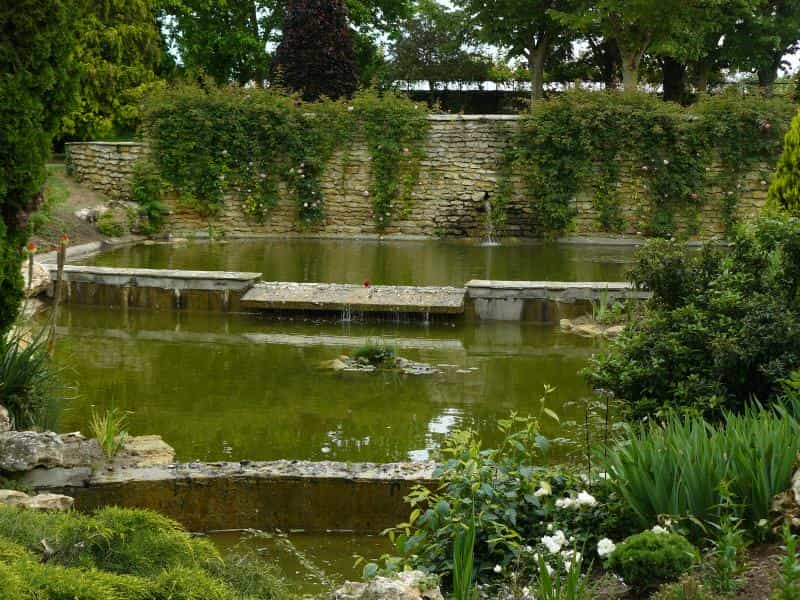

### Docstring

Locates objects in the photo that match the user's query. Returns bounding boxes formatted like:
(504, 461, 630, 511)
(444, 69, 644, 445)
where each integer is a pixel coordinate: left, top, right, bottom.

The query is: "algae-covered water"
(52, 306, 607, 463)
(82, 238, 636, 285)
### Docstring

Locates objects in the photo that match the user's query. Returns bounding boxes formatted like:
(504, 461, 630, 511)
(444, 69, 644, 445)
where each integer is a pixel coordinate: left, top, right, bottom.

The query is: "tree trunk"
(691, 58, 712, 94)
(528, 32, 550, 102)
(758, 58, 780, 95)
(621, 56, 639, 93)
(662, 57, 688, 103)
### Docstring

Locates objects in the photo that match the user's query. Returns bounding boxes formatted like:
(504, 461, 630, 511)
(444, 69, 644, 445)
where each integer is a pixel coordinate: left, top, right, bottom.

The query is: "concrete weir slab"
(21, 460, 436, 534)
(242, 282, 466, 315)
(466, 280, 650, 321)
(45, 266, 262, 312)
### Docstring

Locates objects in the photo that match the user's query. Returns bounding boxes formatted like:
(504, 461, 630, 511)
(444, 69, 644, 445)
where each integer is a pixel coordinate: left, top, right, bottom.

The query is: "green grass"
(30, 165, 71, 234)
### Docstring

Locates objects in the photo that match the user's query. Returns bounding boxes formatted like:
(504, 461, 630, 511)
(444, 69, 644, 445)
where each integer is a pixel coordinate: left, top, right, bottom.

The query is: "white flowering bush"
(373, 414, 635, 590)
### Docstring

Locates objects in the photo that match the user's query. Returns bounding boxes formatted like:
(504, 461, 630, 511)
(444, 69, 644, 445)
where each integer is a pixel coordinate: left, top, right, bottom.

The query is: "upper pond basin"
(81, 238, 636, 284)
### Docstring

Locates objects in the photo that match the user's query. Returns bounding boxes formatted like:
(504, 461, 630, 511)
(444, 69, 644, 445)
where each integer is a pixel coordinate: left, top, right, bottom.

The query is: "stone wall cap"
(44, 264, 263, 282)
(65, 141, 143, 146)
(466, 279, 635, 290)
(427, 114, 520, 121)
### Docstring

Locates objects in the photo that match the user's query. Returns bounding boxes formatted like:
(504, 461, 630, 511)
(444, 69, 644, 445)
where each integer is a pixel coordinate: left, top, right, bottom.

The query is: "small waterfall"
(481, 192, 500, 247)
(341, 303, 352, 322)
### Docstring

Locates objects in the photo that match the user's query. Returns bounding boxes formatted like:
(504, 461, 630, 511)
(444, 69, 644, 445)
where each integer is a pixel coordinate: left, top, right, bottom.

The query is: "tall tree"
(458, 0, 575, 100)
(391, 0, 491, 91)
(0, 0, 78, 332)
(560, 0, 700, 92)
(161, 0, 410, 86)
(62, 0, 163, 139)
(272, 0, 358, 99)
(726, 0, 800, 91)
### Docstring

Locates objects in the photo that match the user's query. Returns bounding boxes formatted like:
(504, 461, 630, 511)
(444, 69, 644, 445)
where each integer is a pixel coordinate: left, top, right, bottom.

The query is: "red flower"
(363, 279, 370, 288)
(25, 241, 37, 254)
(60, 233, 70, 245)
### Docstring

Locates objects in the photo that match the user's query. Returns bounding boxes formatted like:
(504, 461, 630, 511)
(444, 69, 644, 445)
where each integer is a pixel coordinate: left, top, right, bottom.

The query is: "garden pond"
(52, 238, 636, 594)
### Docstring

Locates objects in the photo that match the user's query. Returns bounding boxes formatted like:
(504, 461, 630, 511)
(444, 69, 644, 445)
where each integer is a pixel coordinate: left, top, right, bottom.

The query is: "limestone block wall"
(64, 116, 773, 239)
(65, 141, 148, 198)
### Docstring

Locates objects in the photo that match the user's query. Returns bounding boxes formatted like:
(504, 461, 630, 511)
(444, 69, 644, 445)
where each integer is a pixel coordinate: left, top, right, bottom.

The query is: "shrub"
(586, 215, 800, 420)
(0, 506, 291, 598)
(373, 410, 630, 586)
(602, 407, 800, 533)
(0, 324, 64, 430)
(608, 531, 698, 594)
(770, 108, 800, 214)
(90, 406, 129, 458)
(96, 211, 126, 237)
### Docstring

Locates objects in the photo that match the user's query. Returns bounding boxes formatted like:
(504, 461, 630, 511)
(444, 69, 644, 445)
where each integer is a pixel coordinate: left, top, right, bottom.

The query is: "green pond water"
(82, 238, 636, 285)
(52, 306, 608, 463)
(209, 530, 389, 596)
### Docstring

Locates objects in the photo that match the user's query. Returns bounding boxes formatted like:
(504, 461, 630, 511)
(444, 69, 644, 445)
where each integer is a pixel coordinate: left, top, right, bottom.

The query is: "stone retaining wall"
(65, 141, 148, 198)
(65, 116, 773, 239)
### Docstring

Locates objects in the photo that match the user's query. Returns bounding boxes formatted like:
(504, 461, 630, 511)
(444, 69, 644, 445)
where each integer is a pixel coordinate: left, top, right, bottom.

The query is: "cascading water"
(481, 192, 500, 247)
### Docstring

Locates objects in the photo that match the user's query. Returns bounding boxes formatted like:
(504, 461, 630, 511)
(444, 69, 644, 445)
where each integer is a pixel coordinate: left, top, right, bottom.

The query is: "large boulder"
(21, 261, 51, 298)
(0, 406, 10, 434)
(0, 489, 73, 511)
(333, 571, 443, 600)
(0, 431, 103, 472)
(114, 435, 176, 468)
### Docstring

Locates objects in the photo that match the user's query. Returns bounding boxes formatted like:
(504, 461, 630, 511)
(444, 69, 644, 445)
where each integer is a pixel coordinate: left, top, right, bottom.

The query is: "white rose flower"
(534, 481, 552, 497)
(651, 525, 669, 535)
(597, 538, 616, 558)
(555, 497, 575, 509)
(493, 564, 502, 574)
(577, 491, 597, 507)
(541, 530, 567, 554)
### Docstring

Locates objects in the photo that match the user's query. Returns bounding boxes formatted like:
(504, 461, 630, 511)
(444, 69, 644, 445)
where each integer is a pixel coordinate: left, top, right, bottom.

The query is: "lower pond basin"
(51, 306, 611, 463)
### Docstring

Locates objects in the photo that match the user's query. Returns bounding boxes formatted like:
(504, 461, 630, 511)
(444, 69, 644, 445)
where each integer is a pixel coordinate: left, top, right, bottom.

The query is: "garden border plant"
(140, 85, 429, 231)
(496, 90, 794, 237)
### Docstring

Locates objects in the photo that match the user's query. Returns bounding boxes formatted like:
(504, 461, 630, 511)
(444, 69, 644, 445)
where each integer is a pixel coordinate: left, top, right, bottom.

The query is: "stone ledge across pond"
(20, 460, 437, 534)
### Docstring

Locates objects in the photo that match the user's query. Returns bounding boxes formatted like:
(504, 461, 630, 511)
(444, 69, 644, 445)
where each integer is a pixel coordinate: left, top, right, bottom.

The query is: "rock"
(0, 431, 64, 471)
(773, 467, 800, 528)
(321, 358, 349, 372)
(0, 406, 10, 433)
(0, 431, 103, 472)
(113, 435, 176, 468)
(21, 261, 50, 298)
(333, 571, 443, 600)
(21, 493, 73, 511)
(0, 490, 29, 506)
(560, 317, 625, 338)
(74, 205, 109, 223)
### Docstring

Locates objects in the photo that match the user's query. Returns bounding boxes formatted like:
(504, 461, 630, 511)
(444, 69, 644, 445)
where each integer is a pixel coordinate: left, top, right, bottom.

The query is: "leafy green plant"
(602, 407, 800, 533)
(703, 511, 747, 596)
(652, 575, 714, 600)
(773, 523, 800, 600)
(534, 550, 589, 600)
(96, 212, 125, 237)
(0, 324, 64, 430)
(90, 406, 129, 459)
(586, 216, 800, 420)
(607, 531, 698, 594)
(129, 159, 169, 232)
(352, 343, 396, 366)
(371, 402, 628, 588)
(769, 108, 800, 215)
(452, 517, 477, 600)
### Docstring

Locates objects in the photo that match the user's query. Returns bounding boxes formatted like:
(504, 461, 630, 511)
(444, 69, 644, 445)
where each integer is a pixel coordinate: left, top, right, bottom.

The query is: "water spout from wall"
(481, 192, 500, 247)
